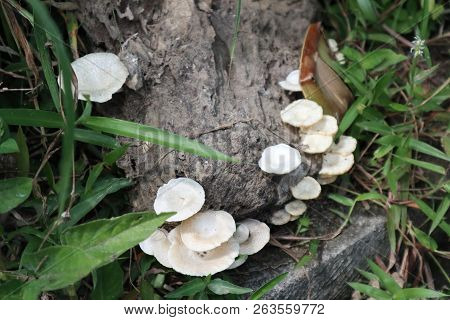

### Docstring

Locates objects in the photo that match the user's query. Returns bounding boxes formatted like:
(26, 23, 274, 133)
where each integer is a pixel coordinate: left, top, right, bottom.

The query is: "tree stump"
(76, 0, 389, 298)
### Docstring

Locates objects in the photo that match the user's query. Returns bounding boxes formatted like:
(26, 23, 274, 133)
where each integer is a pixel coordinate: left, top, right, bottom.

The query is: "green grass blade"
(28, 0, 76, 215)
(411, 195, 450, 236)
(348, 282, 391, 300)
(394, 288, 447, 300)
(81, 116, 234, 161)
(249, 272, 288, 300)
(0, 108, 64, 128)
(430, 195, 450, 234)
(33, 14, 60, 111)
(74, 128, 120, 149)
(394, 155, 446, 175)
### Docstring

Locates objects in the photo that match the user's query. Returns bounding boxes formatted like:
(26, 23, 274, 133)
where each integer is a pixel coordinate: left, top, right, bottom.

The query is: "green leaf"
(355, 192, 387, 202)
(430, 196, 450, 234)
(207, 279, 252, 295)
(91, 261, 123, 300)
(393, 155, 446, 175)
(84, 163, 104, 194)
(22, 211, 172, 292)
(165, 278, 206, 299)
(80, 116, 234, 161)
(360, 49, 406, 71)
(348, 282, 391, 300)
(337, 97, 366, 136)
(34, 12, 60, 111)
(356, 0, 378, 23)
(413, 227, 437, 251)
(15, 127, 29, 177)
(0, 177, 33, 214)
(74, 128, 120, 149)
(27, 0, 76, 216)
(250, 272, 288, 300)
(140, 279, 156, 300)
(0, 138, 19, 154)
(411, 196, 450, 236)
(367, 260, 401, 295)
(103, 144, 129, 166)
(59, 177, 133, 229)
(328, 193, 354, 207)
(356, 120, 393, 135)
(408, 139, 450, 162)
(395, 288, 447, 300)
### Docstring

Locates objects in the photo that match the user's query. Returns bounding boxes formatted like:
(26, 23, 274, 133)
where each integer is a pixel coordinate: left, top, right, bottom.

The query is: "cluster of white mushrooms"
(139, 178, 270, 276)
(64, 47, 355, 274)
(259, 67, 357, 226)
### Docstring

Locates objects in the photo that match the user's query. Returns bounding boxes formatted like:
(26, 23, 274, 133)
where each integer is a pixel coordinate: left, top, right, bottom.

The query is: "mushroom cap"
(269, 209, 291, 225)
(284, 200, 307, 216)
(227, 255, 248, 270)
(280, 99, 323, 127)
(328, 135, 357, 155)
(289, 214, 299, 221)
(301, 134, 334, 154)
(327, 38, 339, 53)
(319, 153, 355, 176)
(179, 210, 236, 252)
(233, 224, 250, 244)
(239, 219, 271, 255)
(258, 143, 302, 174)
(317, 175, 337, 185)
(302, 115, 338, 136)
(139, 229, 172, 268)
(335, 52, 346, 64)
(154, 178, 205, 222)
(278, 70, 302, 92)
(70, 52, 128, 103)
(167, 227, 239, 276)
(290, 176, 322, 200)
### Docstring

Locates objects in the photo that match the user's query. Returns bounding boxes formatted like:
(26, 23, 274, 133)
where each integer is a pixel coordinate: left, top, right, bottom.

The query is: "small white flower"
(411, 35, 425, 58)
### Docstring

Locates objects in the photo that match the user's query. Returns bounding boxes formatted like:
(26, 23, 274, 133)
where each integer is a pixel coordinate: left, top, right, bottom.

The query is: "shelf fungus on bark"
(258, 143, 302, 175)
(238, 219, 271, 256)
(278, 70, 302, 92)
(291, 176, 322, 200)
(269, 209, 291, 225)
(280, 99, 323, 128)
(167, 227, 240, 277)
(179, 210, 236, 252)
(62, 52, 129, 103)
(153, 178, 205, 222)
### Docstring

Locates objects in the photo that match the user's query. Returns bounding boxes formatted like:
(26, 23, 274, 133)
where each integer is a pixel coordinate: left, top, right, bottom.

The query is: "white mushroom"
(167, 227, 239, 276)
(139, 229, 172, 268)
(67, 52, 129, 103)
(278, 70, 302, 92)
(327, 38, 339, 53)
(317, 175, 338, 185)
(289, 215, 299, 221)
(233, 224, 250, 244)
(280, 99, 323, 127)
(290, 176, 321, 200)
(179, 210, 236, 252)
(153, 178, 205, 222)
(301, 134, 334, 154)
(335, 52, 346, 65)
(302, 115, 338, 136)
(284, 200, 307, 216)
(258, 143, 302, 174)
(319, 153, 355, 176)
(328, 135, 357, 155)
(239, 219, 270, 255)
(269, 209, 291, 225)
(227, 255, 248, 270)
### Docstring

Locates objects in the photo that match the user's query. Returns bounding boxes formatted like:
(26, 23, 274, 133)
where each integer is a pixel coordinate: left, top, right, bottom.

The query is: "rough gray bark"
(77, 0, 318, 219)
(76, 0, 390, 299)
